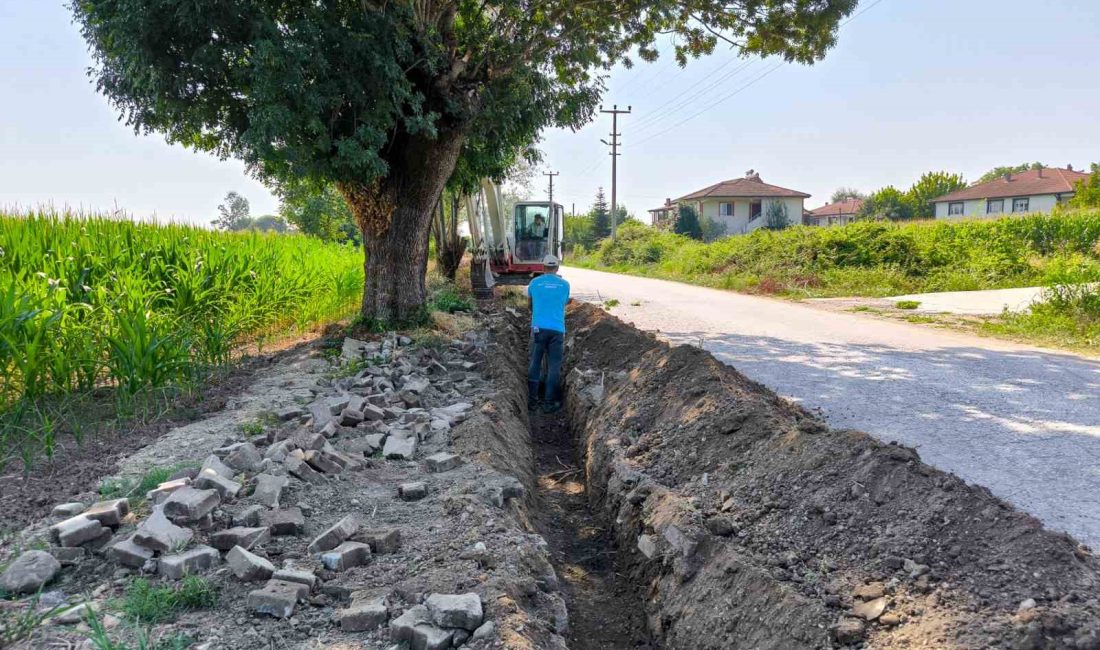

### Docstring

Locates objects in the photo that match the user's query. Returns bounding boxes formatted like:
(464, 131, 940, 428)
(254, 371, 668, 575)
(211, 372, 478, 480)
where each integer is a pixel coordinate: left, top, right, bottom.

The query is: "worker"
(527, 255, 570, 413)
(529, 214, 548, 238)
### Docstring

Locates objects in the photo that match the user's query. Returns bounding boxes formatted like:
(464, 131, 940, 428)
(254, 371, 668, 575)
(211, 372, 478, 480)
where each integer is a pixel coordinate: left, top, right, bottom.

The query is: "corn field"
(0, 208, 363, 468)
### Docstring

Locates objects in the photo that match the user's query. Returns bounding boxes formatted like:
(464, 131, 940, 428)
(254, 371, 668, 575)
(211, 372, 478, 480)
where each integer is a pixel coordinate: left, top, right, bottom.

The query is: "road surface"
(561, 266, 1100, 546)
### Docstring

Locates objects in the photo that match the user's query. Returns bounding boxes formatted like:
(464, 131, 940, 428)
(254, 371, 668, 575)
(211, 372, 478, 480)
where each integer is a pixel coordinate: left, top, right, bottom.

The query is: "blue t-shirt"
(527, 274, 570, 333)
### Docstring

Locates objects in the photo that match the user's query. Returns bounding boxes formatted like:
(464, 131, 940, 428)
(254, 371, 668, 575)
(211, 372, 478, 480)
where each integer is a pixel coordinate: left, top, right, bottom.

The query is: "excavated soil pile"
(559, 303, 1100, 650)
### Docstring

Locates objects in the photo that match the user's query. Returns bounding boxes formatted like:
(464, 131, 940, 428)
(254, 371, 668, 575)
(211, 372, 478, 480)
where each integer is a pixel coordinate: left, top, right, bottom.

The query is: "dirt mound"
(561, 303, 1100, 649)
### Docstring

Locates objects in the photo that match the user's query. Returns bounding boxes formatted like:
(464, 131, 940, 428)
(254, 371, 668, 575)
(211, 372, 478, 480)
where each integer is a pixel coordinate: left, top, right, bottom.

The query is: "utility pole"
(600, 104, 631, 240)
(543, 170, 559, 206)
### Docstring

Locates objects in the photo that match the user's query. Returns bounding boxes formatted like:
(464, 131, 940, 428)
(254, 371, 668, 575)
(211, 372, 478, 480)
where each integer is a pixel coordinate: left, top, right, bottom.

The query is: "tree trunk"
(338, 127, 466, 324)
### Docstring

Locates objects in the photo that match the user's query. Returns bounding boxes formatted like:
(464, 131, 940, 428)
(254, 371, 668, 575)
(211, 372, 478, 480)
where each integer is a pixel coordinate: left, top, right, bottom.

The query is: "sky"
(2, 0, 1099, 226)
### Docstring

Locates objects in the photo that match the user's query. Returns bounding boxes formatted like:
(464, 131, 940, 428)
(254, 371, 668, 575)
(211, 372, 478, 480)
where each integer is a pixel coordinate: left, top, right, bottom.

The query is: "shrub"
(895, 300, 921, 310)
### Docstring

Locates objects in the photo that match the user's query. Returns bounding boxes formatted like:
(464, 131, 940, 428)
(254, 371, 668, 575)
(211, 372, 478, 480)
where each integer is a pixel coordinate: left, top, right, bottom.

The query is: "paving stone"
(277, 406, 305, 421)
(264, 508, 306, 536)
(224, 442, 262, 472)
(398, 482, 428, 501)
(193, 470, 242, 499)
(109, 535, 154, 568)
(0, 550, 61, 594)
(234, 504, 266, 527)
(425, 452, 463, 473)
(319, 420, 339, 438)
(294, 432, 326, 451)
(83, 498, 130, 528)
(637, 534, 659, 559)
(252, 473, 289, 508)
(337, 598, 388, 631)
(210, 527, 271, 552)
(146, 478, 191, 505)
(353, 528, 402, 554)
(50, 515, 106, 547)
(163, 487, 220, 524)
(52, 502, 85, 518)
(248, 579, 309, 618)
(391, 605, 431, 643)
(340, 407, 365, 427)
(133, 505, 195, 553)
(159, 545, 219, 580)
(272, 569, 316, 590)
(383, 435, 417, 460)
(47, 547, 85, 566)
(303, 450, 343, 474)
(402, 376, 430, 394)
(308, 515, 359, 554)
(264, 439, 295, 462)
(412, 623, 454, 650)
(326, 449, 364, 471)
(82, 525, 114, 551)
(321, 541, 371, 571)
(227, 545, 276, 581)
(285, 452, 325, 483)
(426, 593, 484, 630)
(168, 467, 200, 482)
(200, 454, 234, 480)
(361, 404, 386, 422)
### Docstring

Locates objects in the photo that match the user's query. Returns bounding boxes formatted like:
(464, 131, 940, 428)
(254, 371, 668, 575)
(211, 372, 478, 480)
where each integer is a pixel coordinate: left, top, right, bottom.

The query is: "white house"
(933, 166, 1088, 219)
(648, 171, 809, 235)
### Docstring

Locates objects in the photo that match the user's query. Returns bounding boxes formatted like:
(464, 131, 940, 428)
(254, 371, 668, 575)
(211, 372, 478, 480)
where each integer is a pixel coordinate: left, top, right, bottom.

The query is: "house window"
(719, 202, 733, 217)
(1012, 197, 1030, 213)
(750, 200, 762, 220)
(986, 199, 1004, 214)
(948, 202, 965, 216)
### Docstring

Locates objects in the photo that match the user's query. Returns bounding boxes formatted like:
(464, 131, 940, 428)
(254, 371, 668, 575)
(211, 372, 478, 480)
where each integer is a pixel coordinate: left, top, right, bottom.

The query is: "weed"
(905, 315, 938, 324)
(99, 463, 196, 507)
(895, 300, 921, 310)
(629, 300, 642, 307)
(602, 299, 620, 310)
(0, 593, 71, 645)
(237, 420, 264, 436)
(120, 575, 218, 625)
(86, 607, 193, 650)
(848, 305, 874, 312)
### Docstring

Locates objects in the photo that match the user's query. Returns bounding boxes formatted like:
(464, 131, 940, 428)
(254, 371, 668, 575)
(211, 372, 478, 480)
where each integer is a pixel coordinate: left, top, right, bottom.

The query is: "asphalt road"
(561, 266, 1100, 547)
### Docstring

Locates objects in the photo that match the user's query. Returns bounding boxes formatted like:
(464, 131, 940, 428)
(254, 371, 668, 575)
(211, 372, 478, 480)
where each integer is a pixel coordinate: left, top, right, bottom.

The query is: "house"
(932, 165, 1088, 219)
(806, 198, 864, 227)
(649, 171, 810, 235)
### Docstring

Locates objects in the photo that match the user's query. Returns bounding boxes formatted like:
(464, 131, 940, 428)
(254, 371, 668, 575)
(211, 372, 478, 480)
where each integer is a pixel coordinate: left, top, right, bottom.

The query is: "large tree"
(858, 186, 914, 221)
(907, 171, 966, 218)
(591, 188, 611, 240)
(72, 0, 858, 323)
(978, 162, 1046, 184)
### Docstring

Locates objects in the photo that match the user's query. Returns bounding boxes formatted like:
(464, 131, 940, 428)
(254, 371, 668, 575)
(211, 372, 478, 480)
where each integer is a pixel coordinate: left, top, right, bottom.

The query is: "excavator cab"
(467, 183, 564, 297)
(513, 202, 562, 264)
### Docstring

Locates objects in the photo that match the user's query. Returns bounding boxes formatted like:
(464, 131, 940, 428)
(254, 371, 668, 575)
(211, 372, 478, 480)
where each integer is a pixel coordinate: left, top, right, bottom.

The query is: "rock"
(227, 546, 276, 581)
(383, 435, 417, 460)
(879, 613, 902, 626)
(252, 474, 289, 508)
(424, 452, 463, 473)
(109, 535, 155, 569)
(391, 605, 431, 643)
(83, 498, 130, 528)
(295, 432, 326, 451)
(303, 450, 343, 475)
(133, 506, 194, 553)
(162, 487, 220, 524)
(47, 547, 85, 566)
(308, 515, 359, 554)
(159, 545, 219, 580)
(193, 470, 242, 499)
(200, 455, 234, 480)
(265, 440, 296, 462)
(277, 406, 305, 422)
(354, 528, 402, 554)
(264, 508, 306, 536)
(224, 443, 262, 472)
(361, 404, 386, 422)
(54, 602, 96, 625)
(1018, 598, 1038, 612)
(234, 504, 266, 527)
(425, 593, 483, 630)
(248, 579, 310, 618)
(399, 482, 428, 501)
(50, 515, 106, 547)
(337, 598, 388, 631)
(146, 478, 191, 504)
(272, 569, 316, 590)
(284, 453, 325, 483)
(833, 617, 866, 645)
(852, 596, 888, 621)
(342, 337, 370, 361)
(321, 541, 372, 571)
(210, 526, 271, 552)
(0, 550, 61, 594)
(852, 582, 886, 600)
(637, 534, 659, 559)
(705, 516, 737, 537)
(412, 624, 454, 650)
(471, 621, 496, 641)
(340, 407, 365, 427)
(168, 467, 200, 481)
(52, 502, 85, 518)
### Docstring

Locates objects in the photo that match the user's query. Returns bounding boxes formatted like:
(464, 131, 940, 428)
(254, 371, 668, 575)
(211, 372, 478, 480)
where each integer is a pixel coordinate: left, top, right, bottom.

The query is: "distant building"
(932, 166, 1088, 219)
(648, 171, 810, 235)
(806, 198, 864, 227)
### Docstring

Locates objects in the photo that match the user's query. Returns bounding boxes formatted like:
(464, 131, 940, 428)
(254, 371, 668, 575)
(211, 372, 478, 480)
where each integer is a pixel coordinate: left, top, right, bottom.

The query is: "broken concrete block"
(109, 535, 155, 568)
(276, 406, 305, 422)
(413, 623, 454, 650)
(162, 487, 220, 524)
(0, 550, 61, 594)
(224, 442, 262, 472)
(391, 605, 431, 643)
(383, 434, 417, 460)
(361, 404, 386, 422)
(248, 579, 309, 618)
(272, 568, 316, 590)
(398, 482, 428, 501)
(132, 506, 193, 553)
(340, 408, 365, 427)
(321, 541, 372, 571)
(159, 545, 219, 580)
(354, 528, 402, 555)
(52, 502, 85, 518)
(637, 534, 660, 559)
(284, 453, 324, 483)
(83, 498, 130, 528)
(337, 598, 388, 631)
(47, 546, 85, 566)
(264, 508, 306, 536)
(233, 504, 266, 528)
(303, 449, 343, 474)
(193, 469, 242, 499)
(252, 473, 288, 508)
(227, 545, 276, 581)
(50, 515, 105, 548)
(425, 452, 463, 473)
(402, 376, 430, 394)
(200, 454, 234, 480)
(264, 439, 295, 462)
(308, 515, 358, 554)
(294, 432, 326, 451)
(146, 478, 191, 504)
(210, 526, 271, 552)
(426, 593, 484, 630)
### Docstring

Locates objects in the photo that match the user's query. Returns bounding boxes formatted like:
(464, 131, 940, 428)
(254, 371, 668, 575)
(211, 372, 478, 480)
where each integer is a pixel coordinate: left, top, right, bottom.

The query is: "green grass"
(1, 208, 363, 470)
(86, 606, 194, 650)
(98, 462, 197, 508)
(895, 300, 921, 310)
(984, 284, 1100, 350)
(120, 576, 218, 625)
(573, 210, 1100, 299)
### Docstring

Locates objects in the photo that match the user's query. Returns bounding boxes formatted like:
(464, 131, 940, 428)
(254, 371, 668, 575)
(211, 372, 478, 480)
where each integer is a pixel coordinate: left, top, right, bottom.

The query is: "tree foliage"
(591, 188, 611, 240)
(908, 171, 967, 218)
(830, 187, 867, 204)
(212, 192, 251, 231)
(978, 162, 1046, 184)
(675, 204, 704, 240)
(1067, 164, 1100, 210)
(278, 184, 358, 244)
(764, 201, 791, 230)
(858, 186, 914, 221)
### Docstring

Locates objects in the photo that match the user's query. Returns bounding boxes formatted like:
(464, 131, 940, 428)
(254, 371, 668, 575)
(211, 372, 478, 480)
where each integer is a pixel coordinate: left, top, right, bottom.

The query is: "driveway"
(561, 266, 1100, 546)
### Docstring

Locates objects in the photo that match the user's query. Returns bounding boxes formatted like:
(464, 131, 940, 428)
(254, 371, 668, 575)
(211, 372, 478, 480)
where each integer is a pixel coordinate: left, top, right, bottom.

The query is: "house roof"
(648, 203, 675, 213)
(809, 198, 865, 217)
(933, 167, 1088, 203)
(676, 174, 810, 201)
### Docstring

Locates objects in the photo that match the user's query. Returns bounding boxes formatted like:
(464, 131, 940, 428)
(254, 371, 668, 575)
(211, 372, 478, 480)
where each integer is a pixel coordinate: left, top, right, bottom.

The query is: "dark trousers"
(528, 329, 564, 405)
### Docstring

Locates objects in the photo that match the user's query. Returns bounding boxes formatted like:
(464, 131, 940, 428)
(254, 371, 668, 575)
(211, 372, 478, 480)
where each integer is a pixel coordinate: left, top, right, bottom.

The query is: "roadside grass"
(896, 300, 921, 310)
(98, 462, 198, 509)
(86, 607, 194, 650)
(982, 284, 1100, 350)
(120, 576, 219, 625)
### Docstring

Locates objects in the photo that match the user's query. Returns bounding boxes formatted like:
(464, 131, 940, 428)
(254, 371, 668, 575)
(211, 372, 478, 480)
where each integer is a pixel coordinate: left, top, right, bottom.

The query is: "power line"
(631, 58, 755, 132)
